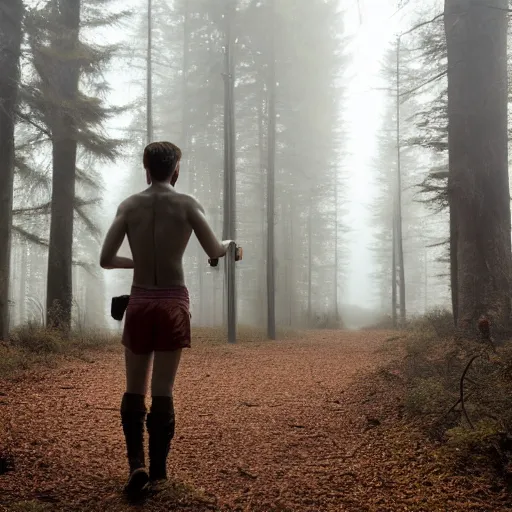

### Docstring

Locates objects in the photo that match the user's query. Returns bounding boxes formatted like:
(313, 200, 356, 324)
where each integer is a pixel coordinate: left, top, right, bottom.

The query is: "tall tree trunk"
(449, 209, 458, 324)
(72, 263, 80, 325)
(445, 0, 511, 331)
(147, 0, 153, 144)
(266, 0, 276, 340)
(258, 86, 267, 329)
(395, 37, 406, 327)
(307, 198, 313, 325)
(392, 216, 397, 327)
(424, 245, 428, 314)
(333, 170, 340, 325)
(180, 0, 190, 191)
(0, 0, 22, 339)
(287, 197, 294, 327)
(8, 242, 16, 327)
(46, 0, 81, 329)
(19, 240, 27, 324)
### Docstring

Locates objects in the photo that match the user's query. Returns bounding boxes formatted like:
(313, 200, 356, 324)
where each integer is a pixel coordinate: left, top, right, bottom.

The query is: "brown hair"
(143, 141, 182, 182)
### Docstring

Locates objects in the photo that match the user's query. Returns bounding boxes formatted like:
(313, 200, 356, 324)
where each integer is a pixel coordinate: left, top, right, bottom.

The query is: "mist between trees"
(0, 0, 509, 338)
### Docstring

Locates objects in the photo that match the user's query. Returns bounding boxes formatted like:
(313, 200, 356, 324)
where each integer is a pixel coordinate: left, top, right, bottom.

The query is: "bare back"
(100, 182, 228, 287)
(124, 188, 191, 288)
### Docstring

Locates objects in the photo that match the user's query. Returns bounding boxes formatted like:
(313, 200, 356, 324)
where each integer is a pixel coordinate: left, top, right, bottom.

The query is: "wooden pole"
(222, 1, 237, 343)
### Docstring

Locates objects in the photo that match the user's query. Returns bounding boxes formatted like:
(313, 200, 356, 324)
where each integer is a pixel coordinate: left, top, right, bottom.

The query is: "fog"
(4, 0, 453, 335)
(4, 2, 512, 507)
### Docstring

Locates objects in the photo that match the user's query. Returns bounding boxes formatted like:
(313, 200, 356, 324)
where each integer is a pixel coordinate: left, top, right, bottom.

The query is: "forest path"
(1, 331, 506, 511)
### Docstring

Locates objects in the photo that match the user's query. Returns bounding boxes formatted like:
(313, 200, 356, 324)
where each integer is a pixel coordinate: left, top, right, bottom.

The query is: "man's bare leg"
(125, 348, 153, 395)
(121, 349, 153, 494)
(151, 350, 181, 397)
(146, 350, 182, 484)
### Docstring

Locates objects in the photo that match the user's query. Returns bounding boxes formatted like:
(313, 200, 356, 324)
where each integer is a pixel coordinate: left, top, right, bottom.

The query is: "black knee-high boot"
(121, 393, 149, 493)
(146, 396, 175, 482)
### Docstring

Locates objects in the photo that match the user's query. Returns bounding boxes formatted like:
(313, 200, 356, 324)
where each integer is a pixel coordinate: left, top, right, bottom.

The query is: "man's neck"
(149, 181, 173, 190)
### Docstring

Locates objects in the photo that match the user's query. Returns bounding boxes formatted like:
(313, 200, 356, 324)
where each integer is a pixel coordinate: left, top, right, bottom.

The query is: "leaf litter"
(1, 330, 511, 511)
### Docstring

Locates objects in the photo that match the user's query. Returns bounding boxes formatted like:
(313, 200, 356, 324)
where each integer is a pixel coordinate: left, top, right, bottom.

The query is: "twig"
(400, 70, 447, 97)
(401, 13, 444, 37)
(16, 110, 52, 138)
(440, 317, 498, 430)
(440, 391, 474, 423)
(460, 355, 480, 429)
(237, 466, 257, 479)
(238, 401, 260, 408)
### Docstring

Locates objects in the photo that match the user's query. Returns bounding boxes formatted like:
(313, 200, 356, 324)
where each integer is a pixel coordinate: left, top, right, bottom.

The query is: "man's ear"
(146, 168, 151, 185)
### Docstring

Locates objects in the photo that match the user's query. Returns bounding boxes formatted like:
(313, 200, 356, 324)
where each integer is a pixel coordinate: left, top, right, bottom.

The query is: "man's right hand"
(221, 240, 235, 255)
(209, 241, 238, 267)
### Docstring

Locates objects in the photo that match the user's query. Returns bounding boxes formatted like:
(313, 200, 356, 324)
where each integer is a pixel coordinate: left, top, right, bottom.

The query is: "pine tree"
(264, 0, 277, 339)
(23, 0, 122, 329)
(445, 0, 511, 330)
(0, 0, 23, 339)
(372, 44, 433, 320)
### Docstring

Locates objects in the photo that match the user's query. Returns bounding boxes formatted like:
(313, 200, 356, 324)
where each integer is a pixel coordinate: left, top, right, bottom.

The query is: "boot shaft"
(147, 396, 175, 481)
(121, 393, 147, 472)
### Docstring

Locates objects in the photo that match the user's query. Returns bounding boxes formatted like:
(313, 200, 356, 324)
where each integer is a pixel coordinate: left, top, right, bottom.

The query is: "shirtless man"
(100, 141, 233, 494)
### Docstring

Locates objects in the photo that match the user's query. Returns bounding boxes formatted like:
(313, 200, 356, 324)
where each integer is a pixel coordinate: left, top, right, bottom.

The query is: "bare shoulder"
(119, 194, 138, 208)
(177, 192, 205, 214)
(117, 192, 147, 212)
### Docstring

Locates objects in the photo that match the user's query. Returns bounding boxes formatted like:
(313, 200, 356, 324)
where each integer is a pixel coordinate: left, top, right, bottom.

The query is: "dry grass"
(0, 324, 119, 380)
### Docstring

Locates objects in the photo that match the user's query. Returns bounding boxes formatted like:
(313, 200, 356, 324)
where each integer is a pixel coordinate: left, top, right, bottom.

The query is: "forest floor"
(1, 330, 511, 512)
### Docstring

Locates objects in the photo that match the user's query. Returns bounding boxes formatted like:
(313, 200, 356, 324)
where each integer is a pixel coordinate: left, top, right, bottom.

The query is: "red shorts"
(122, 285, 191, 355)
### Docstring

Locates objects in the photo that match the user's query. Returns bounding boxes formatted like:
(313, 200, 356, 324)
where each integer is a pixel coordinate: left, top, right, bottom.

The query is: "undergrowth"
(0, 323, 119, 380)
(402, 308, 512, 488)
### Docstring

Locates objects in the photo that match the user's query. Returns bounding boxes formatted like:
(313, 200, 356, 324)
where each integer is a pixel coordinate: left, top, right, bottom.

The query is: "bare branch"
(401, 13, 444, 37)
(400, 70, 447, 97)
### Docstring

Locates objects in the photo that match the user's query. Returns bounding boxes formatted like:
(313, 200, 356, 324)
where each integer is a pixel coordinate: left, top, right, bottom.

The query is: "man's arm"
(187, 197, 233, 259)
(99, 203, 134, 269)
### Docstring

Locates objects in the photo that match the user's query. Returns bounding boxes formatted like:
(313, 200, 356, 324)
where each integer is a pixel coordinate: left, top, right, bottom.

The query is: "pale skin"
(99, 162, 232, 284)
(100, 162, 233, 396)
